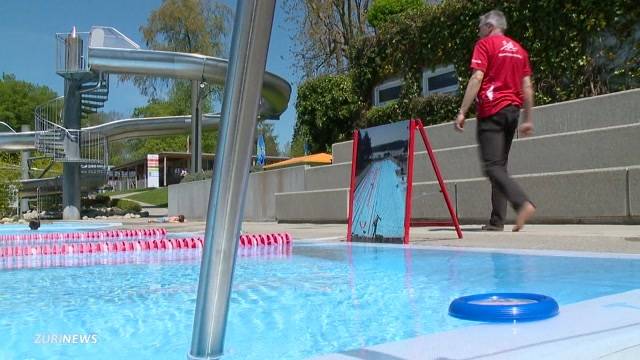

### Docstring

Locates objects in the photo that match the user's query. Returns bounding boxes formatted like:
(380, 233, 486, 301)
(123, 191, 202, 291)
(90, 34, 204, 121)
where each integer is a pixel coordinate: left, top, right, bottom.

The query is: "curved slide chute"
(0, 26, 291, 194)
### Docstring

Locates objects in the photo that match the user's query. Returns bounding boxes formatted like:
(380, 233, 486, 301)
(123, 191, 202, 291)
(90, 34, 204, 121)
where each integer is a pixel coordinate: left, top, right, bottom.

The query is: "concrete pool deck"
(311, 290, 640, 360)
(115, 220, 640, 254)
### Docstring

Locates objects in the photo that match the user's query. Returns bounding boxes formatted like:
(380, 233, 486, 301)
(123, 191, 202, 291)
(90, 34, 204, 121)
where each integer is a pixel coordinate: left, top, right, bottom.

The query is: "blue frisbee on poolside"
(449, 293, 559, 322)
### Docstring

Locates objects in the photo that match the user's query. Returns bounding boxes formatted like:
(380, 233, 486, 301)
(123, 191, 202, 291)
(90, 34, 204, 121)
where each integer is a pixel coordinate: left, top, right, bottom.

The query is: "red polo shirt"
(470, 34, 532, 118)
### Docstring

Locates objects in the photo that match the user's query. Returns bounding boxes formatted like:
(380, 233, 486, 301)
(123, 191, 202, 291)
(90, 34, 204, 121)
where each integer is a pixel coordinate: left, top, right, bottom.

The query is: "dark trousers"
(477, 105, 530, 226)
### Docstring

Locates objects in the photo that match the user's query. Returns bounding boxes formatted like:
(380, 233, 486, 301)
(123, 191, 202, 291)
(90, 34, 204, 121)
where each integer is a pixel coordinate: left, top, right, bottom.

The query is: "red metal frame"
(412, 119, 463, 239)
(346, 130, 359, 242)
(403, 120, 417, 244)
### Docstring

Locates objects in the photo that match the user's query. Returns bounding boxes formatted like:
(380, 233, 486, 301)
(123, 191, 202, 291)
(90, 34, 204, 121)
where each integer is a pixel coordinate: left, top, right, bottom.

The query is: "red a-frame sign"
(347, 119, 463, 244)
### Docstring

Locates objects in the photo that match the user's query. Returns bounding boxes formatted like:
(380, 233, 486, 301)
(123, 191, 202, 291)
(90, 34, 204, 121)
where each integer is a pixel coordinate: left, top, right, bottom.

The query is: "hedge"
(294, 0, 639, 152)
(109, 199, 142, 213)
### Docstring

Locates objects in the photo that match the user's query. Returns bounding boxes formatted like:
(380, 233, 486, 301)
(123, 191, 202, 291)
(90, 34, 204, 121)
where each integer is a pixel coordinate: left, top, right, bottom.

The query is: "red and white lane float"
(0, 231, 292, 261)
(0, 228, 168, 244)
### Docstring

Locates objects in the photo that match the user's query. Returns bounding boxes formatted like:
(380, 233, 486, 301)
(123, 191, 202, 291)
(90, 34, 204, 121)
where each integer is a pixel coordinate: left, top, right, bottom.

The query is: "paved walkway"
(112, 220, 640, 254)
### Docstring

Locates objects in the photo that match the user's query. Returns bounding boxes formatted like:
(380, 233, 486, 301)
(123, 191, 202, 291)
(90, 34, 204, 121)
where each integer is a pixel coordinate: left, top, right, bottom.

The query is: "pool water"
(0, 222, 119, 234)
(2, 243, 640, 359)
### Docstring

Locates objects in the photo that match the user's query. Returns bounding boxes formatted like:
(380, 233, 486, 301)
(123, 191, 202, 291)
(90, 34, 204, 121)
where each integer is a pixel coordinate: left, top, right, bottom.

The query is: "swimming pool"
(2, 242, 640, 359)
(0, 222, 120, 234)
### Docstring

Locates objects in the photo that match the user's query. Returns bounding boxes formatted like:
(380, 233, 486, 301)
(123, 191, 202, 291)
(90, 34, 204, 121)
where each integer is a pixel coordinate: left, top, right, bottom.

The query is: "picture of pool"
(351, 121, 410, 243)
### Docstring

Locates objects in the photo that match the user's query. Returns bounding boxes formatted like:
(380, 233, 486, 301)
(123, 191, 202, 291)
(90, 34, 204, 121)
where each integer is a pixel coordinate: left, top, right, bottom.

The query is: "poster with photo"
(349, 120, 411, 243)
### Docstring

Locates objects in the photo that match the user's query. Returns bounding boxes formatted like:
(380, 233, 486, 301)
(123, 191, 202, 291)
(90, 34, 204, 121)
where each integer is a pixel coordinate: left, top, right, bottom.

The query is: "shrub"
(94, 194, 111, 206)
(293, 74, 363, 153)
(409, 94, 464, 126)
(181, 170, 213, 183)
(110, 199, 142, 213)
(364, 93, 464, 127)
(364, 102, 401, 126)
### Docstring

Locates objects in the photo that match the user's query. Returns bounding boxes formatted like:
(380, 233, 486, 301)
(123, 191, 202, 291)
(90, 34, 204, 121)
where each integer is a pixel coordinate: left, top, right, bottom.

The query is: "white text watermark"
(34, 333, 98, 345)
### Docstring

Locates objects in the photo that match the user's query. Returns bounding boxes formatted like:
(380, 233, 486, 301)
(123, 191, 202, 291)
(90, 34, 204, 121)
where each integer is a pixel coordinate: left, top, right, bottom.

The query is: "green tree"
(0, 74, 59, 202)
(112, 0, 232, 166)
(0, 153, 20, 217)
(282, 0, 372, 78)
(109, 90, 218, 166)
(133, 0, 232, 98)
(0, 73, 57, 130)
(256, 121, 280, 157)
(293, 74, 362, 153)
(367, 0, 422, 29)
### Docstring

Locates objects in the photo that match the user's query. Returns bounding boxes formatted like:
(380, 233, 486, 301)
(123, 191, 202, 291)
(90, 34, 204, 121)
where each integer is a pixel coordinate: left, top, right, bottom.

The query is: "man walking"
(454, 10, 536, 232)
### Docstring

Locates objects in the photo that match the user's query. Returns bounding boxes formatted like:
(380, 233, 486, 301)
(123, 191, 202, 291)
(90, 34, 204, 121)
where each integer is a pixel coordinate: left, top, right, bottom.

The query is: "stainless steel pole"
(20, 125, 31, 214)
(190, 80, 203, 173)
(189, 1, 276, 359)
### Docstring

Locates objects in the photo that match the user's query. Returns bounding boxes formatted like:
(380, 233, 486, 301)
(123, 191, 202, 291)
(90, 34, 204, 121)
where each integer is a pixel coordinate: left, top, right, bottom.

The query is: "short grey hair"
(479, 10, 507, 31)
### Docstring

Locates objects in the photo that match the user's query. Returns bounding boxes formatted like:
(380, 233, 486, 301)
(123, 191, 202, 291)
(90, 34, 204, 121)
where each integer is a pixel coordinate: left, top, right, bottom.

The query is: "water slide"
(0, 27, 291, 194)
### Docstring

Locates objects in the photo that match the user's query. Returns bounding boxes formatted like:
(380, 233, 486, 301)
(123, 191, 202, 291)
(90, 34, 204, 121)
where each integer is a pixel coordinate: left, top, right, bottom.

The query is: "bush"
(109, 199, 142, 213)
(82, 194, 111, 208)
(181, 170, 213, 183)
(94, 194, 111, 206)
(364, 102, 401, 126)
(294, 74, 363, 153)
(364, 93, 463, 127)
(409, 94, 464, 126)
(294, 0, 639, 148)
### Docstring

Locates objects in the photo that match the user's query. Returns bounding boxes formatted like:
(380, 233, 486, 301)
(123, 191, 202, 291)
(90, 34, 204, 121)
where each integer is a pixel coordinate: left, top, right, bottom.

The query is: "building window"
(373, 78, 403, 106)
(422, 65, 458, 96)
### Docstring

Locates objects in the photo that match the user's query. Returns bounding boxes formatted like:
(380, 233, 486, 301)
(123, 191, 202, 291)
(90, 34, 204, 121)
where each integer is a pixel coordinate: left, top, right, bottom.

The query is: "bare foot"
(513, 202, 536, 232)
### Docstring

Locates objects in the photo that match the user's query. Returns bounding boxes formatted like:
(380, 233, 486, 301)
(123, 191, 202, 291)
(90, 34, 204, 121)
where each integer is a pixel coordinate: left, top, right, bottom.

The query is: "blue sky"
(0, 0, 300, 149)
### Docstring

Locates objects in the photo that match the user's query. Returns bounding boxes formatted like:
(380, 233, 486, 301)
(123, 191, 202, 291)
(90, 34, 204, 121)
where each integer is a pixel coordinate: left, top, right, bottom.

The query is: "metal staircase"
(34, 90, 108, 167)
(80, 74, 109, 116)
(33, 27, 111, 167)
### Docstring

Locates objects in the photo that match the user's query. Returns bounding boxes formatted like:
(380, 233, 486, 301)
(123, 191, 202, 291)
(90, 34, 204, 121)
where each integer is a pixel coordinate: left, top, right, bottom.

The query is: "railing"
(34, 96, 107, 165)
(34, 97, 66, 161)
(56, 30, 90, 74)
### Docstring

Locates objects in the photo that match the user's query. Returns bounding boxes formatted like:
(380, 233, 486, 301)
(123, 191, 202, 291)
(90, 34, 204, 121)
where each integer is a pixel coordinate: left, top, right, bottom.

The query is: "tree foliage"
(131, 0, 232, 98)
(367, 0, 422, 29)
(294, 0, 640, 151)
(294, 74, 363, 153)
(0, 153, 20, 217)
(109, 89, 218, 165)
(0, 73, 57, 131)
(281, 0, 372, 78)
(256, 121, 280, 157)
(0, 74, 58, 213)
(110, 0, 234, 166)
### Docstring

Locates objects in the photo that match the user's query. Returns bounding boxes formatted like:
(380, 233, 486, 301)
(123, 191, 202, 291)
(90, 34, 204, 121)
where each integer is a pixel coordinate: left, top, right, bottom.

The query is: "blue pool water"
(0, 222, 119, 234)
(2, 243, 640, 359)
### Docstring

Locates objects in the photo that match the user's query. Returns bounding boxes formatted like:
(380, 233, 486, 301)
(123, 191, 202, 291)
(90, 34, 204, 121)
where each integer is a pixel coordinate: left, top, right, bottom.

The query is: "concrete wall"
(169, 165, 306, 220)
(332, 141, 353, 164)
(171, 90, 640, 224)
(452, 168, 631, 223)
(275, 188, 349, 223)
(276, 167, 639, 223)
(331, 89, 640, 163)
(168, 179, 211, 220)
(414, 123, 640, 182)
(304, 162, 351, 191)
(630, 168, 640, 217)
(244, 166, 306, 220)
(300, 123, 640, 191)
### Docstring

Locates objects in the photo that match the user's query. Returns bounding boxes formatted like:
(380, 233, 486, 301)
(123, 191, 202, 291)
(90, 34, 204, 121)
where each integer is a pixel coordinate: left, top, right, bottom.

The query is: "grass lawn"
(104, 188, 149, 197)
(126, 187, 168, 207)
